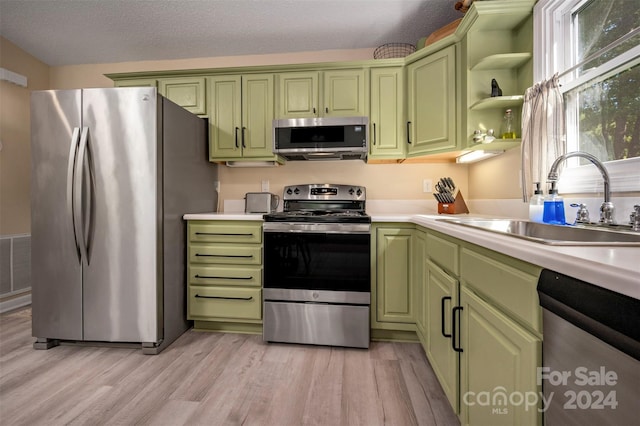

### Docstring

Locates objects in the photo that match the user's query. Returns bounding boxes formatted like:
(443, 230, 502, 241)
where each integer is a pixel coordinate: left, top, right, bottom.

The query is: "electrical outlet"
(423, 179, 432, 193)
(261, 180, 269, 192)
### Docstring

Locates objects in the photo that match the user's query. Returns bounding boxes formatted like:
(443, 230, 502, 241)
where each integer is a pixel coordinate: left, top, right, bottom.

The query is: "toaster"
(245, 192, 279, 213)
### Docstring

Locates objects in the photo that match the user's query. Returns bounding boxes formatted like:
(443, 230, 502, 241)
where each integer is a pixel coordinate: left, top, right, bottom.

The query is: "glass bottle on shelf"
(501, 109, 517, 139)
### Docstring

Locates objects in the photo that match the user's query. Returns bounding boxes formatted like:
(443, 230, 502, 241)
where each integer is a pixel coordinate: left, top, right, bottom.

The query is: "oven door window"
(264, 232, 370, 292)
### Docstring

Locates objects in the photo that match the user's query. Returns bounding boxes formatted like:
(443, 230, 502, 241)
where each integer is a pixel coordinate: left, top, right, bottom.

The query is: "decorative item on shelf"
(454, 0, 474, 13)
(491, 78, 503, 97)
(433, 177, 469, 214)
(373, 43, 416, 59)
(423, 18, 463, 47)
(501, 109, 517, 139)
(473, 129, 496, 144)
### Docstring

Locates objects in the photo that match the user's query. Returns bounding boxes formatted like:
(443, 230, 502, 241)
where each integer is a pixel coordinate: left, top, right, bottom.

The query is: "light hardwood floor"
(0, 308, 459, 426)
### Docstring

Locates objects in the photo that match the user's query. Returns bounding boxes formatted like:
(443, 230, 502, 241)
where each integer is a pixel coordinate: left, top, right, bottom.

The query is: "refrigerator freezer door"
(31, 90, 84, 340)
(81, 88, 160, 343)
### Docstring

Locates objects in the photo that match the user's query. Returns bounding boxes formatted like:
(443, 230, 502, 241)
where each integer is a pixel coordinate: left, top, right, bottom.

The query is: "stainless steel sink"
(437, 218, 640, 246)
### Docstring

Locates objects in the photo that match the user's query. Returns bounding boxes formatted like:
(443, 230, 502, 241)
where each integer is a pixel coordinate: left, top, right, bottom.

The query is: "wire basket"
(373, 43, 416, 59)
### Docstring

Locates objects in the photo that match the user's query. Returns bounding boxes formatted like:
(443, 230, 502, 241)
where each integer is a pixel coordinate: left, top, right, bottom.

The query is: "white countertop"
(184, 212, 640, 299)
(183, 212, 264, 221)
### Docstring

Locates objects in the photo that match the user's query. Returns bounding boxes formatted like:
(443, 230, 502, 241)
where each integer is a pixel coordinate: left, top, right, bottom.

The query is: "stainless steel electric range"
(262, 183, 371, 348)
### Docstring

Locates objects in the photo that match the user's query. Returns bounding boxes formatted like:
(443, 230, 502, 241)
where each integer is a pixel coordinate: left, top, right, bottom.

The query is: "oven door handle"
(263, 223, 371, 234)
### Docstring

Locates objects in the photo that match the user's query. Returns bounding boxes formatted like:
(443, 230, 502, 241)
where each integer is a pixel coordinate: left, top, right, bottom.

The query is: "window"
(535, 0, 640, 192)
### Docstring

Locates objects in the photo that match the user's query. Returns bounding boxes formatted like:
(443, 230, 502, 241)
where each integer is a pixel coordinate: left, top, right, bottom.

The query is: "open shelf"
(469, 95, 524, 111)
(471, 53, 532, 71)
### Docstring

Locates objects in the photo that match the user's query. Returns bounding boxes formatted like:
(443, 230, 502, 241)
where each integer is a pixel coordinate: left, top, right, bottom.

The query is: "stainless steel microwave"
(273, 116, 368, 161)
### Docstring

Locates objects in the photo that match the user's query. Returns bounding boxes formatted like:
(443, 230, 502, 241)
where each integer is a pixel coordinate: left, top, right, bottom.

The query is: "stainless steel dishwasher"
(537, 269, 640, 425)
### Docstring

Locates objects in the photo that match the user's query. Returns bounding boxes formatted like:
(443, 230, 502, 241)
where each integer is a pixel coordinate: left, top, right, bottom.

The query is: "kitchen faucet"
(547, 151, 615, 224)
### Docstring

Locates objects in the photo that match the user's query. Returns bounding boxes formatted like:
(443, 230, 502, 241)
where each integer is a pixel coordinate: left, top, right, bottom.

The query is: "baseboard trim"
(0, 293, 31, 314)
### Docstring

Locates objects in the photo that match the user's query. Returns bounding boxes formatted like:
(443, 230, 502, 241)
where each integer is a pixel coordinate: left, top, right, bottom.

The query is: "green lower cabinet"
(375, 227, 414, 325)
(187, 220, 264, 331)
(189, 286, 261, 321)
(425, 260, 459, 412)
(459, 286, 541, 426)
(413, 229, 427, 336)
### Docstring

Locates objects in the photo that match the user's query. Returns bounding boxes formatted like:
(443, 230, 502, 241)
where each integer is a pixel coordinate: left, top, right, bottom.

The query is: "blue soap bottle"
(543, 182, 565, 225)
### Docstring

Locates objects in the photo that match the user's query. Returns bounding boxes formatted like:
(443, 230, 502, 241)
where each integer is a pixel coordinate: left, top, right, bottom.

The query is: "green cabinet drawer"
(189, 243, 262, 265)
(190, 265, 262, 287)
(189, 222, 262, 244)
(188, 286, 261, 320)
(427, 232, 459, 276)
(460, 248, 541, 333)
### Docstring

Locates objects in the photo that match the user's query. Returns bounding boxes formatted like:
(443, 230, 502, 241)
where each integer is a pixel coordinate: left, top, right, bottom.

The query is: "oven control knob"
(294, 188, 300, 194)
(356, 188, 362, 196)
(312, 292, 319, 299)
(286, 188, 293, 195)
(348, 188, 355, 194)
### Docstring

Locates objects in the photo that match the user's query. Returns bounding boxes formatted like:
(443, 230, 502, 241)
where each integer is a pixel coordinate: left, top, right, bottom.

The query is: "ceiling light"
(455, 150, 504, 164)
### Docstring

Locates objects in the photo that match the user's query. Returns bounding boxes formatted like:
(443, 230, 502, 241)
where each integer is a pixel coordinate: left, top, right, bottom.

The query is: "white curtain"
(521, 74, 565, 201)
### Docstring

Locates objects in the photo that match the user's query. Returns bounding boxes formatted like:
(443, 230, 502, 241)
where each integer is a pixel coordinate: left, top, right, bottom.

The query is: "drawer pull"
(195, 232, 254, 236)
(195, 253, 253, 259)
(194, 294, 253, 301)
(195, 274, 253, 280)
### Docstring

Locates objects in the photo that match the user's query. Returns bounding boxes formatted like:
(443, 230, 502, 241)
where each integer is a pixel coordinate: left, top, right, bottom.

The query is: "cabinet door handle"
(325, 107, 329, 114)
(194, 294, 253, 301)
(195, 274, 254, 280)
(313, 107, 317, 114)
(241, 126, 247, 148)
(234, 126, 240, 148)
(407, 121, 412, 144)
(195, 253, 253, 258)
(372, 123, 377, 146)
(441, 296, 452, 338)
(451, 306, 464, 353)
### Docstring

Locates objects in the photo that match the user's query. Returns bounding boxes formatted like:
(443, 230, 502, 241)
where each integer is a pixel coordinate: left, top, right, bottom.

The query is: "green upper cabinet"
(208, 74, 278, 162)
(406, 44, 460, 156)
(276, 69, 367, 118)
(323, 69, 367, 117)
(276, 71, 319, 118)
(113, 78, 158, 88)
(369, 67, 405, 160)
(158, 77, 207, 115)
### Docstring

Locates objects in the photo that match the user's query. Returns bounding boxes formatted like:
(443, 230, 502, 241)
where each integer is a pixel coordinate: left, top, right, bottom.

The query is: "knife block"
(437, 192, 469, 214)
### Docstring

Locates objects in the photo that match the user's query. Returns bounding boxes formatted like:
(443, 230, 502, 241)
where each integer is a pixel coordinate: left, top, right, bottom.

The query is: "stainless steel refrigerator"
(30, 87, 217, 354)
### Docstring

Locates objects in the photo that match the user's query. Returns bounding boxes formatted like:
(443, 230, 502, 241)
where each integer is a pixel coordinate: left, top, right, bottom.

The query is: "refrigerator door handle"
(66, 127, 82, 262)
(74, 126, 90, 265)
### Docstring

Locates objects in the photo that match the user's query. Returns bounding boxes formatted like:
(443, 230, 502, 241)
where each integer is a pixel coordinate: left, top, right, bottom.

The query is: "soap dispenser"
(528, 182, 544, 223)
(543, 182, 565, 225)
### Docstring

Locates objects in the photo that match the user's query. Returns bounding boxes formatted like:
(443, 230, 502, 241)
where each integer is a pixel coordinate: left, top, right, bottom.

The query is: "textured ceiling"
(0, 0, 462, 66)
